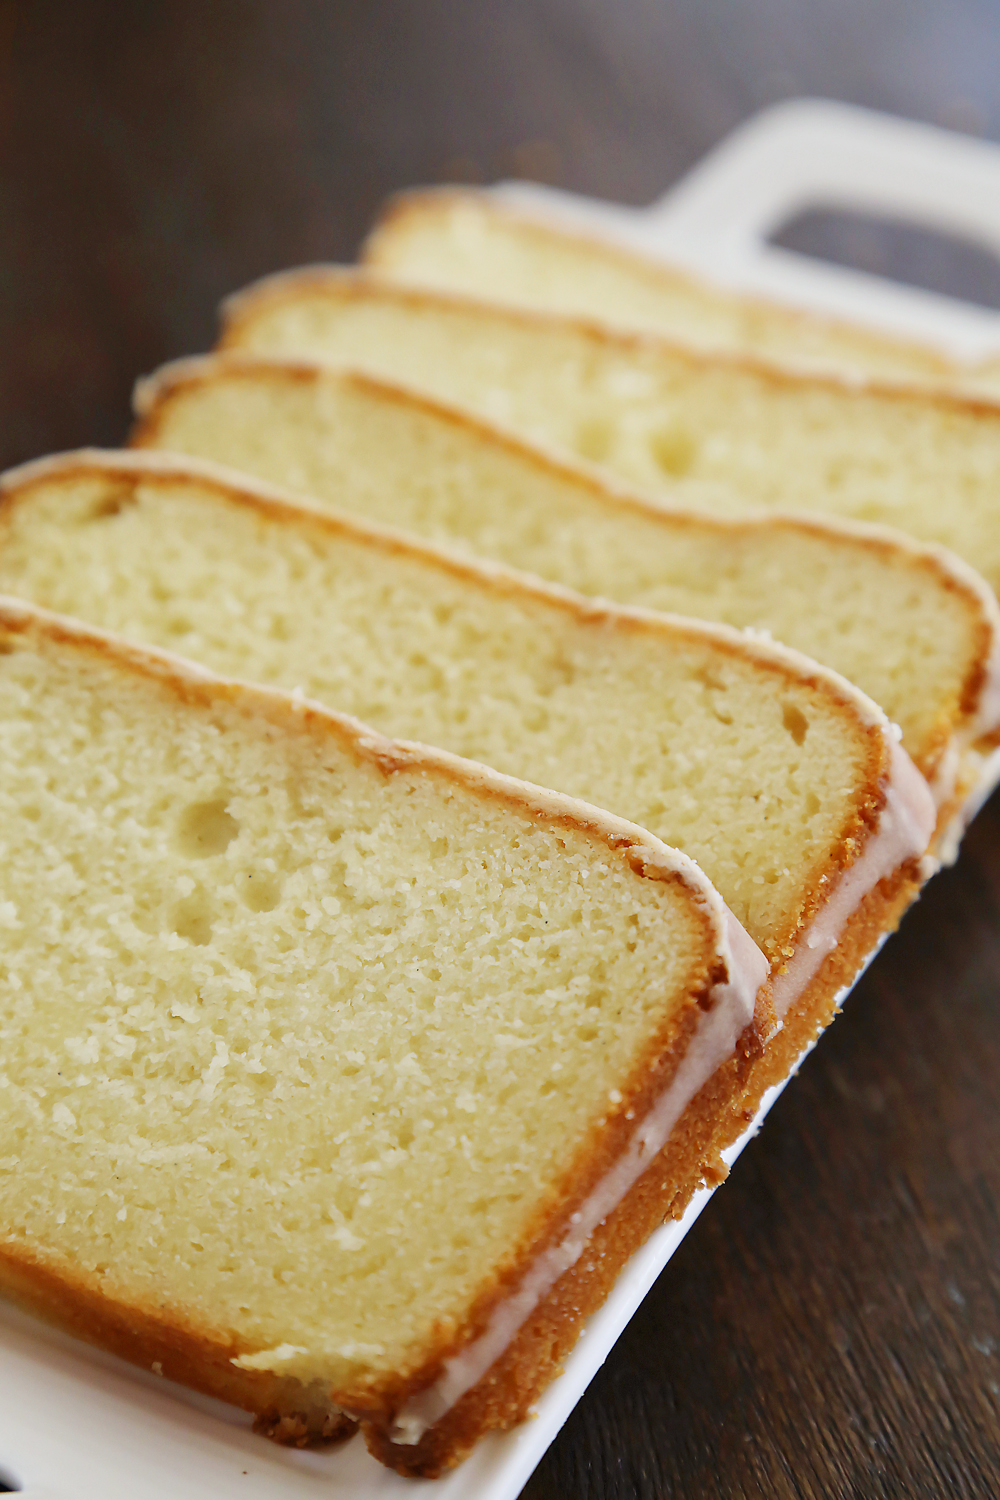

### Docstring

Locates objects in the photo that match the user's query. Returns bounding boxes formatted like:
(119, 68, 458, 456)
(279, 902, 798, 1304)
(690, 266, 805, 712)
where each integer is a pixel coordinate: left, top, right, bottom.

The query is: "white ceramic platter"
(4, 97, 1000, 1500)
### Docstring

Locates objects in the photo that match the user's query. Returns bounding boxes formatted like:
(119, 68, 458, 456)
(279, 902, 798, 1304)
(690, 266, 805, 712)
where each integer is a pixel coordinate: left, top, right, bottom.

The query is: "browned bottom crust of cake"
(0, 1242, 359, 1447)
(252, 1409, 358, 1446)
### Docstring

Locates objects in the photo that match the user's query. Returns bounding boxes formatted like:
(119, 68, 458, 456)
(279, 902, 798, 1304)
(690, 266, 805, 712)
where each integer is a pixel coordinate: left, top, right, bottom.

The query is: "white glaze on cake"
(937, 739, 1000, 866)
(770, 740, 936, 1020)
(971, 626, 1000, 740)
(932, 607, 1000, 847)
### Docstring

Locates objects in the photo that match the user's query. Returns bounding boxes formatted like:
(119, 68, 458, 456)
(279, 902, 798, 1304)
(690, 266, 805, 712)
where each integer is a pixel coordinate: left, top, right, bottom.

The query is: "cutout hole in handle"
(770, 206, 1000, 311)
(0, 1464, 22, 1492)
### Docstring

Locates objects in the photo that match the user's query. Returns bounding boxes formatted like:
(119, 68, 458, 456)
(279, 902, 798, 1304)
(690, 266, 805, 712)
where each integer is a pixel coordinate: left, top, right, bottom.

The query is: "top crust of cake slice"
(215, 267, 1000, 602)
(362, 187, 1000, 395)
(130, 351, 1000, 806)
(0, 596, 767, 1471)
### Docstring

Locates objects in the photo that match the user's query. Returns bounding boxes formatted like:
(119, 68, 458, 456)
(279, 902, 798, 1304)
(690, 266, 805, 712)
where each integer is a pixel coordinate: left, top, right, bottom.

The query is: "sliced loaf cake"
(0, 452, 935, 1128)
(132, 354, 1000, 827)
(217, 271, 1000, 601)
(0, 596, 769, 1474)
(363, 189, 1000, 394)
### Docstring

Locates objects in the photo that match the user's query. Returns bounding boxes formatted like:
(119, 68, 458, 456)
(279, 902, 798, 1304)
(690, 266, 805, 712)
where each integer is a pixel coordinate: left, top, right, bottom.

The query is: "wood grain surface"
(1, 3, 1000, 1496)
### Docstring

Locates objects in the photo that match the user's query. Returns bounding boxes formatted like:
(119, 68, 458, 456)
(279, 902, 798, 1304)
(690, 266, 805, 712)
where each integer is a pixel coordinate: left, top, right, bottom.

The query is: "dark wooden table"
(2, 4, 1000, 1496)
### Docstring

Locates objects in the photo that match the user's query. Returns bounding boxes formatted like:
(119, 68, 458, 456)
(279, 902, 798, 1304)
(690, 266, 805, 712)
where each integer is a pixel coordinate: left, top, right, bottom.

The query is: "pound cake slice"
(0, 451, 935, 1126)
(363, 189, 1000, 395)
(218, 270, 1000, 600)
(0, 597, 771, 1476)
(132, 354, 1000, 827)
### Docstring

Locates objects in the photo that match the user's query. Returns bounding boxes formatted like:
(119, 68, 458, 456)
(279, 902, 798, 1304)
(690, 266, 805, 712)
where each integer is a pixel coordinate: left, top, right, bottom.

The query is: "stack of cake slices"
(4, 182, 1000, 1478)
